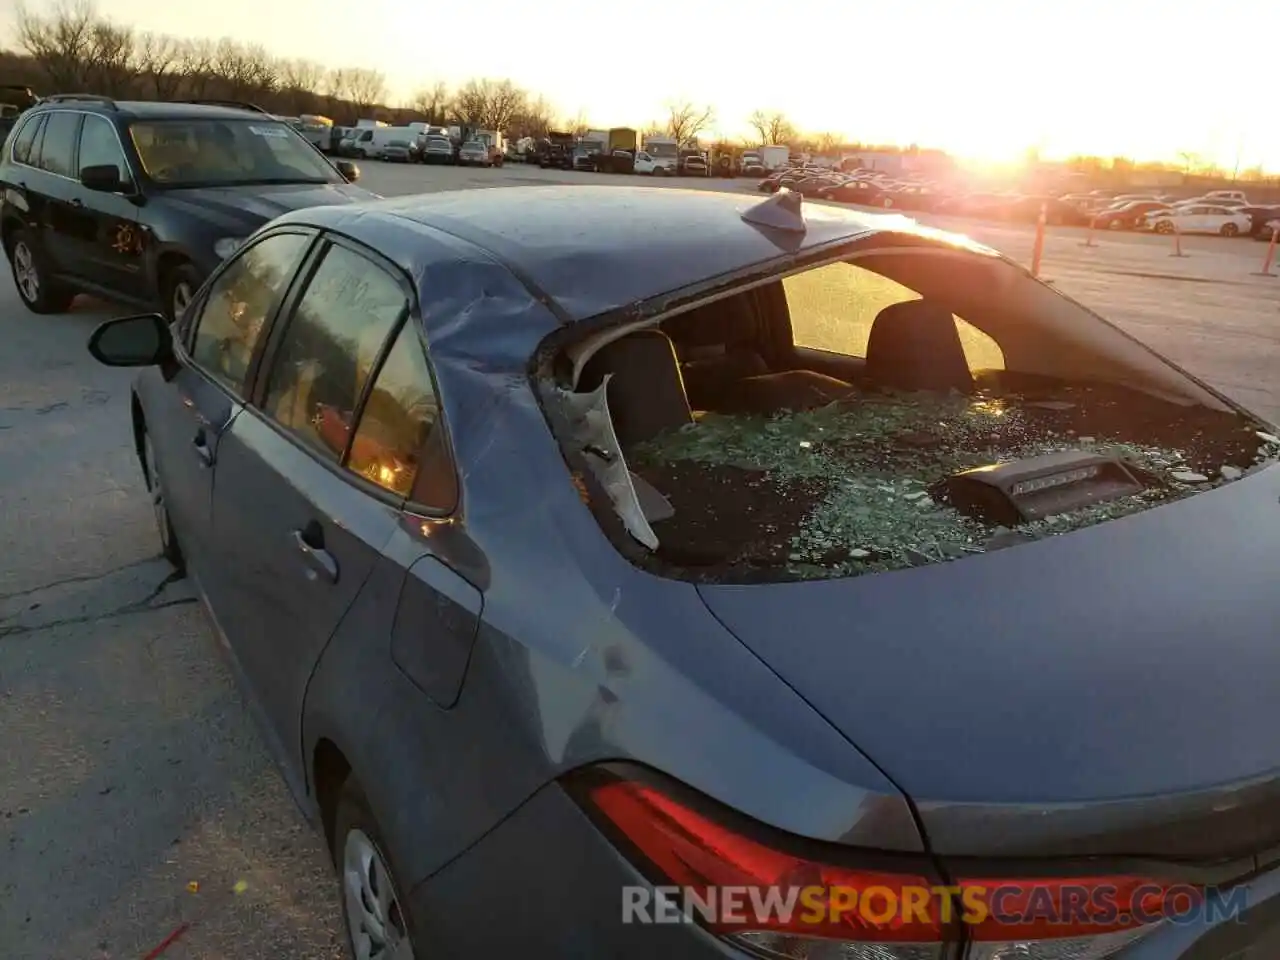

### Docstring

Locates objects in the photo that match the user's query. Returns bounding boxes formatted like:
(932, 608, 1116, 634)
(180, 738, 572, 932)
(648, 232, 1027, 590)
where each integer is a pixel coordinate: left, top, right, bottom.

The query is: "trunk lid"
(697, 464, 1280, 859)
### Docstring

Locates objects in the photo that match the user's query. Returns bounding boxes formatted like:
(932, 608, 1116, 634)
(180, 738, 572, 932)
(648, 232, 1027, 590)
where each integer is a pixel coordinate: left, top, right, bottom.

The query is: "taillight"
(577, 771, 1194, 960)
(583, 776, 953, 959)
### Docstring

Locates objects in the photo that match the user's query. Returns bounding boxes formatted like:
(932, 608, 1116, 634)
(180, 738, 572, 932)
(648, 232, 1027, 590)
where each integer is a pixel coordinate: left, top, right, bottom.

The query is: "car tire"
(1220, 222, 1240, 237)
(334, 778, 420, 960)
(142, 426, 185, 571)
(653, 167, 666, 177)
(161, 262, 203, 323)
(1155, 221, 1174, 234)
(8, 228, 75, 314)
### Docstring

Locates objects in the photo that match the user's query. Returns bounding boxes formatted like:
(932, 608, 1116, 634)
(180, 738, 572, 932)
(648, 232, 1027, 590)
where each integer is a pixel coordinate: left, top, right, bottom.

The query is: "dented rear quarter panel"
(289, 200, 927, 893)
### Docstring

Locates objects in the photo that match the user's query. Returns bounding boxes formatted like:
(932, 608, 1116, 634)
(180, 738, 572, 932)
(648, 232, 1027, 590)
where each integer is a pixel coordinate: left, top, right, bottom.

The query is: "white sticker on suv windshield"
(248, 125, 288, 138)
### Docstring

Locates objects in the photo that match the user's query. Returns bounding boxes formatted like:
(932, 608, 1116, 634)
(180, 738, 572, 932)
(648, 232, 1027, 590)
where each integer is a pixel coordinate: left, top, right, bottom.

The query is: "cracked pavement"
(0, 282, 343, 958)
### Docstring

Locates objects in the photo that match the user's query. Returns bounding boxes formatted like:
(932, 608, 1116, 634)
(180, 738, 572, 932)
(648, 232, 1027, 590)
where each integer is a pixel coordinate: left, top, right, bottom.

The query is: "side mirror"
(87, 313, 173, 367)
(335, 158, 360, 183)
(80, 163, 127, 193)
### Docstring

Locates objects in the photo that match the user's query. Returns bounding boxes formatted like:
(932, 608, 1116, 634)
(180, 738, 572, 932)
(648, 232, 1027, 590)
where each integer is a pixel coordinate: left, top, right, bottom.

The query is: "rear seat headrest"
(866, 299, 973, 394)
(578, 329, 693, 447)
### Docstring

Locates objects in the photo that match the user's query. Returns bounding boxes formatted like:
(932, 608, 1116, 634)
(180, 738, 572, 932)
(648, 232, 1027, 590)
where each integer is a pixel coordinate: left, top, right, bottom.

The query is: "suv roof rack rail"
(180, 99, 272, 115)
(41, 93, 117, 108)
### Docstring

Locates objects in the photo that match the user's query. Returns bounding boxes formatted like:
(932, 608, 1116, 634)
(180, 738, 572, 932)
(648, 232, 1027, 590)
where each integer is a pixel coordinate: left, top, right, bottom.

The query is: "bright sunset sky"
(16, 0, 1280, 169)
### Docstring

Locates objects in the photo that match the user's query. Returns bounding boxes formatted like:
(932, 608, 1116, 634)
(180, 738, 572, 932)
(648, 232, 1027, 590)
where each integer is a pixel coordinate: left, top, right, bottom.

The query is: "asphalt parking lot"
(1, 160, 1277, 959)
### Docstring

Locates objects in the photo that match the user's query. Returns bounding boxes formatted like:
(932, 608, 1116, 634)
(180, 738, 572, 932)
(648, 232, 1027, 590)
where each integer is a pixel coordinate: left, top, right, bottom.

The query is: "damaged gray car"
(90, 183, 1280, 959)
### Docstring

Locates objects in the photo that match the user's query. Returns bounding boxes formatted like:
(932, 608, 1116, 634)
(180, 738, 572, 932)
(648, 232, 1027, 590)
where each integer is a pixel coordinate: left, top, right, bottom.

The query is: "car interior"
(576, 277, 980, 450)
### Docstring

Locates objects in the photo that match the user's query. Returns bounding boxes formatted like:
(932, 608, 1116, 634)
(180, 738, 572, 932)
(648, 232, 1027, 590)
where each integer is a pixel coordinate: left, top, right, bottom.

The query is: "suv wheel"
(162, 262, 202, 323)
(8, 229, 75, 314)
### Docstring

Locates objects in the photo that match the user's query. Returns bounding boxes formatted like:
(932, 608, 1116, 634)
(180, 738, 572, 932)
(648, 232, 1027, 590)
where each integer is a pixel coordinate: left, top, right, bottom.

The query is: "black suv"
(0, 96, 374, 320)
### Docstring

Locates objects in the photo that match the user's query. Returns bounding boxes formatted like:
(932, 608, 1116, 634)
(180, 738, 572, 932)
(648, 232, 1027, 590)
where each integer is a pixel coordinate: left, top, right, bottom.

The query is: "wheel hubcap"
(144, 436, 171, 550)
(343, 830, 413, 960)
(172, 281, 192, 319)
(13, 242, 39, 302)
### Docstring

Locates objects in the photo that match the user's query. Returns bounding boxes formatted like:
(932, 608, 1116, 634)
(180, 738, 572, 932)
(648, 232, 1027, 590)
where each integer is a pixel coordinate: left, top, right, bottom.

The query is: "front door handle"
(192, 430, 214, 466)
(292, 524, 339, 584)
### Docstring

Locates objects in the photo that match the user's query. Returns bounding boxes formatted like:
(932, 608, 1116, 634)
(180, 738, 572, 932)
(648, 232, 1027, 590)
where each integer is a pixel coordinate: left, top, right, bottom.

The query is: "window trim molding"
(243, 229, 462, 516)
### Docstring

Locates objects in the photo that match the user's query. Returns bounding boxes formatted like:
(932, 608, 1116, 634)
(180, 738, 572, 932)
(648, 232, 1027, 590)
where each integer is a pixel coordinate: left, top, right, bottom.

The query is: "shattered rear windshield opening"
(544, 242, 1275, 584)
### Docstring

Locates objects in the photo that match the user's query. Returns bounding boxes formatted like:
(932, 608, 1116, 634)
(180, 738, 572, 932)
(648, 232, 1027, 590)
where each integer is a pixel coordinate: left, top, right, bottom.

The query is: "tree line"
(2, 1, 884, 154)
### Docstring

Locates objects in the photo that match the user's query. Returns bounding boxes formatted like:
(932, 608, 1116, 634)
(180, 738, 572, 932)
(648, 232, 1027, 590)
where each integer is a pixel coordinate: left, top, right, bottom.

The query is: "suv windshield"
(128, 118, 341, 187)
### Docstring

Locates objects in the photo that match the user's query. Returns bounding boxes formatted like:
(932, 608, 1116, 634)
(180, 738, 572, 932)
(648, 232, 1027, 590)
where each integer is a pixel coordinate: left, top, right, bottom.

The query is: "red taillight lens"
(586, 778, 947, 943)
(580, 772, 1197, 959)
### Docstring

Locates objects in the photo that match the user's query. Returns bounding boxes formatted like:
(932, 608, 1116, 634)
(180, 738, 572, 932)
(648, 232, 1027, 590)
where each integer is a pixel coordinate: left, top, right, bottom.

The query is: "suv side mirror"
(87, 313, 173, 367)
(335, 159, 360, 183)
(80, 163, 127, 193)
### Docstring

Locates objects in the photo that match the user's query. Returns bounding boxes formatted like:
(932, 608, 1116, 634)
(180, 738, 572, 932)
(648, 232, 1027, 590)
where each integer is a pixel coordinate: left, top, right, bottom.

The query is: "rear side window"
(11, 114, 43, 165)
(346, 322, 451, 504)
(783, 261, 1004, 371)
(191, 232, 312, 395)
(37, 111, 80, 178)
(261, 244, 408, 463)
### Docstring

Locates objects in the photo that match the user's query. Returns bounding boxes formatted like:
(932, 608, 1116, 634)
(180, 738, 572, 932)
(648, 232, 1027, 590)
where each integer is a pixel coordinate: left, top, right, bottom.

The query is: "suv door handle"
(192, 430, 214, 466)
(292, 522, 339, 584)
(69, 198, 83, 207)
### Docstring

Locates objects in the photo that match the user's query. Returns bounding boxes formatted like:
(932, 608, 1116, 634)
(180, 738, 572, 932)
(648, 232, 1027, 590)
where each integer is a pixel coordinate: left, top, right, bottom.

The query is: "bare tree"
(176, 38, 215, 98)
(408, 81, 450, 123)
(15, 0, 96, 91)
(812, 131, 842, 156)
(345, 67, 387, 116)
(452, 78, 528, 130)
(82, 19, 137, 96)
(664, 100, 714, 146)
(507, 93, 554, 139)
(278, 57, 326, 113)
(135, 32, 182, 99)
(207, 38, 277, 101)
(747, 109, 797, 147)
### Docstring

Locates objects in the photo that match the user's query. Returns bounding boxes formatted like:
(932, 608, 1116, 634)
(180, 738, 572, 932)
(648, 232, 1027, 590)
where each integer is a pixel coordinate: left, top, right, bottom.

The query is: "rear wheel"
(8, 228, 75, 314)
(1220, 222, 1240, 237)
(335, 779, 418, 960)
(1155, 220, 1174, 234)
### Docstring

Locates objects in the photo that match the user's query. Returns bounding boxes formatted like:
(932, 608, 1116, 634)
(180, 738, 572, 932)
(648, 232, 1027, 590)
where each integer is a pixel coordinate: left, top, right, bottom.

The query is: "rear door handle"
(292, 525, 339, 584)
(192, 430, 214, 466)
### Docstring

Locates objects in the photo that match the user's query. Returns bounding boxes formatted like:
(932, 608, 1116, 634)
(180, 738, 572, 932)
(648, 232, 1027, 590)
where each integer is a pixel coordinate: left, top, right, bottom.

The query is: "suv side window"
(261, 243, 408, 463)
(78, 114, 129, 180)
(10, 114, 43, 165)
(347, 322, 451, 503)
(190, 232, 312, 395)
(37, 111, 81, 178)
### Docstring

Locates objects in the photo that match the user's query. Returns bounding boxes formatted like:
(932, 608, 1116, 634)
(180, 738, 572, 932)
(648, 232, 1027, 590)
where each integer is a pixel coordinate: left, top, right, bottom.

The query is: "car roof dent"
(556, 376, 660, 548)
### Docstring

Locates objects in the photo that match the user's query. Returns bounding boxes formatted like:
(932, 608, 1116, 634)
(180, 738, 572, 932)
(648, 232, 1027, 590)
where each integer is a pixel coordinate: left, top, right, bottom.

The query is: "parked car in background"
(457, 140, 491, 167)
(679, 151, 709, 176)
(378, 137, 416, 163)
(1252, 216, 1280, 240)
(632, 149, 676, 176)
(85, 185, 1280, 960)
(0, 96, 370, 322)
(1146, 204, 1251, 236)
(1092, 200, 1172, 230)
(418, 135, 454, 165)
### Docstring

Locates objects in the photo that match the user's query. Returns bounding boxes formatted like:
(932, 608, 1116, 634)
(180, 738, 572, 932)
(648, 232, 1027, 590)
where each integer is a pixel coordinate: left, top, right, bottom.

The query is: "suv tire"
(162, 262, 203, 323)
(8, 228, 75, 314)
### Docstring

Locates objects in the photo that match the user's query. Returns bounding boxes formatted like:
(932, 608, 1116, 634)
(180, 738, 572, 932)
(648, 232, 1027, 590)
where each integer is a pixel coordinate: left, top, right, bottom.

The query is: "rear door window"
(36, 111, 80, 178)
(260, 243, 408, 463)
